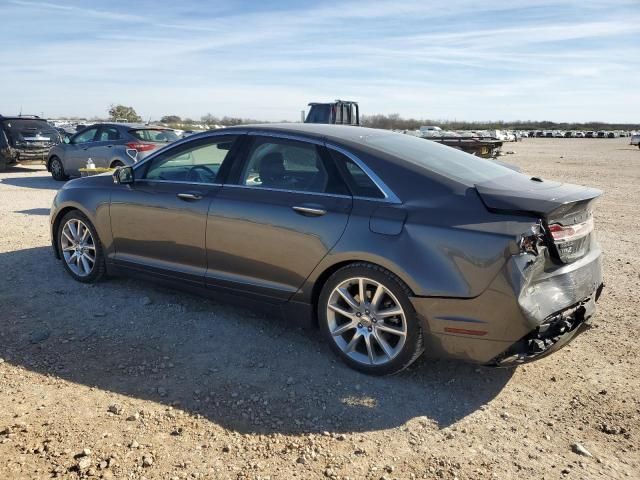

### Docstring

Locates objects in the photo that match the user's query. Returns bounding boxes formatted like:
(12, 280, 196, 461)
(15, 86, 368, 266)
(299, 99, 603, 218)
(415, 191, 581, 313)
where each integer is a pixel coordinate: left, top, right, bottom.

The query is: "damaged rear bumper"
(490, 284, 603, 366)
(410, 238, 603, 365)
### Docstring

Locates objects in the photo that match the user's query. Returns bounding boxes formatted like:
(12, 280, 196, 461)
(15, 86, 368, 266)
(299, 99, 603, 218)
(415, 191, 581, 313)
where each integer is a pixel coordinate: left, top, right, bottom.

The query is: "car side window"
(98, 126, 120, 142)
(330, 149, 385, 199)
(72, 128, 98, 144)
(240, 137, 345, 194)
(142, 136, 237, 184)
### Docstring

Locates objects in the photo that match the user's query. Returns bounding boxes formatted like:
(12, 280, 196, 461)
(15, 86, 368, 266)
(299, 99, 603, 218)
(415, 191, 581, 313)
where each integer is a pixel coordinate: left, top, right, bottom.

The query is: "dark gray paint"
(50, 124, 604, 365)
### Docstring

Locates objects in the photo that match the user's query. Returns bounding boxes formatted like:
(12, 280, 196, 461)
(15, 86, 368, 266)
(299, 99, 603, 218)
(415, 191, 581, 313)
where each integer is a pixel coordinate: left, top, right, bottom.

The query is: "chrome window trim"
(246, 130, 324, 146)
(325, 143, 401, 204)
(129, 128, 402, 204)
(240, 131, 401, 204)
(222, 183, 352, 200)
(135, 178, 222, 187)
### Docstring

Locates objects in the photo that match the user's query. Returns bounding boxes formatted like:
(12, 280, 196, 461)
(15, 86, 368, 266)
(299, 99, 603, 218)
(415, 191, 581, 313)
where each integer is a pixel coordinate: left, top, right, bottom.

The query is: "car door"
(205, 134, 353, 300)
(65, 127, 99, 174)
(92, 125, 122, 168)
(109, 134, 241, 285)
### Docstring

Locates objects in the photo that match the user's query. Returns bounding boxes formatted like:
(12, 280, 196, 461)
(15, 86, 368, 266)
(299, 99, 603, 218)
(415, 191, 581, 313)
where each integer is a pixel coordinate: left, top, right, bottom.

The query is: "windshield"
(1, 119, 59, 143)
(130, 129, 179, 143)
(366, 132, 516, 185)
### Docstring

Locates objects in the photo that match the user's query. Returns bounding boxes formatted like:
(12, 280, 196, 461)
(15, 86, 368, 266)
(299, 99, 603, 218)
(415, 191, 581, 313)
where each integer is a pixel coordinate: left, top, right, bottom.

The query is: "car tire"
(318, 263, 424, 375)
(49, 156, 68, 181)
(57, 210, 106, 283)
(110, 160, 125, 168)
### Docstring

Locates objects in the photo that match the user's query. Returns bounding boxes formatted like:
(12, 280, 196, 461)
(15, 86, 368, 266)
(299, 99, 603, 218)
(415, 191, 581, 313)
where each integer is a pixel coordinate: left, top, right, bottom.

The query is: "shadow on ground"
(0, 171, 64, 190)
(0, 247, 513, 435)
(14, 208, 50, 216)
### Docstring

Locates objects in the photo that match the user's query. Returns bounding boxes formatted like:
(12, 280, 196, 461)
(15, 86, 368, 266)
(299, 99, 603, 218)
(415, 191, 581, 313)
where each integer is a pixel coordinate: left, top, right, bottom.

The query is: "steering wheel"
(186, 165, 216, 183)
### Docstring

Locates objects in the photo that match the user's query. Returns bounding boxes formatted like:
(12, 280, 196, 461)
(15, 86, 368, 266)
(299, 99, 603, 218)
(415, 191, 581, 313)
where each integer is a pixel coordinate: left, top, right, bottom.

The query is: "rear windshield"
(1, 119, 59, 142)
(365, 132, 516, 185)
(129, 129, 179, 143)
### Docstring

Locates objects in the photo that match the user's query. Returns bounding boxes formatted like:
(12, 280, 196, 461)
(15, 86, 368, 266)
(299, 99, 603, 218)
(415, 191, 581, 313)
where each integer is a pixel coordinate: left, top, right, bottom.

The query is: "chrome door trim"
(221, 183, 352, 200)
(135, 178, 222, 187)
(325, 143, 402, 204)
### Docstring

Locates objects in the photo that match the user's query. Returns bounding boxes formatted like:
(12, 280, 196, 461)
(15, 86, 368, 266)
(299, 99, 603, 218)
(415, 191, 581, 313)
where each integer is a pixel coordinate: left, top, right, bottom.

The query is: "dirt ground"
(0, 138, 638, 480)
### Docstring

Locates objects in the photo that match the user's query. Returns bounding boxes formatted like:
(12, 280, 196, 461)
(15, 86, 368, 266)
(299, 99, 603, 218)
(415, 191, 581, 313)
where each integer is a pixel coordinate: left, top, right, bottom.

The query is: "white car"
(630, 134, 640, 146)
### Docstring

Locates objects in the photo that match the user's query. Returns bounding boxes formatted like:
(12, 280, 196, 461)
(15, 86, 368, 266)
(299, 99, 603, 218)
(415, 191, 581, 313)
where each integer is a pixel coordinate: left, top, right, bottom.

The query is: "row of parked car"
(0, 115, 183, 175)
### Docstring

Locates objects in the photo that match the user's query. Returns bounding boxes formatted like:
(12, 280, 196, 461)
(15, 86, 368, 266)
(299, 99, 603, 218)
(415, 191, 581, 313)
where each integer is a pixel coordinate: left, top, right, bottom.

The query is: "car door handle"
(177, 192, 203, 201)
(292, 206, 326, 216)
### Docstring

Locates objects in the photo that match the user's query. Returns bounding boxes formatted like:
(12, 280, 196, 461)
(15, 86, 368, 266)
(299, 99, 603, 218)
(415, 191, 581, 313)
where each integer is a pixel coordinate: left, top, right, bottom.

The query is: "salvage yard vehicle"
(47, 123, 179, 180)
(630, 134, 640, 146)
(50, 124, 604, 375)
(0, 115, 61, 171)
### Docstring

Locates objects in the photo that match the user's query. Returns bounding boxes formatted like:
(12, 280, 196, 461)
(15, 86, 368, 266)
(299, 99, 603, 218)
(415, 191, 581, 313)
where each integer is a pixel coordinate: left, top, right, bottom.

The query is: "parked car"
(630, 134, 640, 146)
(50, 124, 604, 375)
(585, 131, 596, 138)
(574, 131, 585, 138)
(46, 123, 179, 180)
(0, 115, 62, 171)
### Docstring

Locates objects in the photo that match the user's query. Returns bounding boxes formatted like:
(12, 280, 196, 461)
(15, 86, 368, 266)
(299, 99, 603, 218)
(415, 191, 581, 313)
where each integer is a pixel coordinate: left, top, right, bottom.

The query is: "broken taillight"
(548, 216, 594, 262)
(548, 217, 594, 243)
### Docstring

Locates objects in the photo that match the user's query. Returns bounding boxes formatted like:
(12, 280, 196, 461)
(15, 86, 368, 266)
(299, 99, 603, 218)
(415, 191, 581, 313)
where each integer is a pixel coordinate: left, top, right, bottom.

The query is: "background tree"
(160, 115, 181, 124)
(108, 104, 142, 122)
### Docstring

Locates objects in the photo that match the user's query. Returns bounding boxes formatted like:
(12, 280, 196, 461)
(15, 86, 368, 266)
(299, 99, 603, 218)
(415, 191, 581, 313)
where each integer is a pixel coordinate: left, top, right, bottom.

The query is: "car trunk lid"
(475, 174, 602, 263)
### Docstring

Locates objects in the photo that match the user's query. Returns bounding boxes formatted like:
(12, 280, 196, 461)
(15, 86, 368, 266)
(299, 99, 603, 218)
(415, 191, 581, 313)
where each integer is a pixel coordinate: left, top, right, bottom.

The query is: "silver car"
(46, 123, 179, 180)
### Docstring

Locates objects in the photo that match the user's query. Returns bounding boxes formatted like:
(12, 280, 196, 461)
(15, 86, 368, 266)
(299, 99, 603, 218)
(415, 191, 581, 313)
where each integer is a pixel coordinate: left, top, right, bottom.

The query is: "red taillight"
(548, 217, 594, 243)
(126, 142, 155, 152)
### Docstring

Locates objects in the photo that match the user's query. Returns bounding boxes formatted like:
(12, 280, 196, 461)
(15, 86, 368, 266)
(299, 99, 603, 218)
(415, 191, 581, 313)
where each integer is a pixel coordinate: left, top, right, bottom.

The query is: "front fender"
(50, 177, 113, 258)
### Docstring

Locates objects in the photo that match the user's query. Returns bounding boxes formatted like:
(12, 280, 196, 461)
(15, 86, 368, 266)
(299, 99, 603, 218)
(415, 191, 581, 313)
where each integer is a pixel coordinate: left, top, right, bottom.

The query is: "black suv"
(0, 115, 61, 171)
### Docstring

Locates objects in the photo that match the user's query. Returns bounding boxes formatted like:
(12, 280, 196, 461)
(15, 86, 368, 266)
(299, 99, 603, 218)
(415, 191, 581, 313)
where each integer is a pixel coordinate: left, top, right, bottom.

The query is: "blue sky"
(2, 0, 639, 122)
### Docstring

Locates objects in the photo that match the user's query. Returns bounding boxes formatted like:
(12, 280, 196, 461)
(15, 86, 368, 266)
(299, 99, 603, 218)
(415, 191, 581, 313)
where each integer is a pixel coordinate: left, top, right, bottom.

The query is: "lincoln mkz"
(50, 124, 604, 374)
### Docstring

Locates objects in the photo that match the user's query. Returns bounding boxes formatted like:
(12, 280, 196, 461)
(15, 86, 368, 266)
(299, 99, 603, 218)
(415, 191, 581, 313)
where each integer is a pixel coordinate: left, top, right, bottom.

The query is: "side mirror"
(113, 166, 134, 184)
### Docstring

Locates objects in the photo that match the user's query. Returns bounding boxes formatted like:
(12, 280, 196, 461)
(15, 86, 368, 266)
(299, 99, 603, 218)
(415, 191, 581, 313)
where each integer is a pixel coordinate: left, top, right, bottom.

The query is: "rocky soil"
(0, 138, 638, 479)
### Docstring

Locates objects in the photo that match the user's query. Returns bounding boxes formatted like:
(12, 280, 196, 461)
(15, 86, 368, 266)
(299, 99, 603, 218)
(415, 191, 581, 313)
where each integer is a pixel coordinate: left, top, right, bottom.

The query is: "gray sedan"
(49, 124, 603, 375)
(47, 123, 179, 180)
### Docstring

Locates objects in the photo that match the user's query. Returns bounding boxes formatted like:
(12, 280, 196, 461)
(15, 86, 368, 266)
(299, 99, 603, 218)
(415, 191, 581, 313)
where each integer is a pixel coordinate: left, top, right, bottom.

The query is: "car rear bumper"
(410, 241, 603, 365)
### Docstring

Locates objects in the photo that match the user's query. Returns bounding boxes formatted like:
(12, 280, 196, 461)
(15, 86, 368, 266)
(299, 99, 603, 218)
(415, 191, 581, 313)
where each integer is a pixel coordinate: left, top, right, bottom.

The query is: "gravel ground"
(0, 138, 638, 480)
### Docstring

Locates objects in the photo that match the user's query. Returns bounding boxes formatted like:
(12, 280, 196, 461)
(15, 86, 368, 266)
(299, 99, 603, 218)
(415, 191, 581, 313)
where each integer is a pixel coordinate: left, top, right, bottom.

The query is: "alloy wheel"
(326, 277, 407, 366)
(60, 218, 96, 277)
(51, 159, 62, 176)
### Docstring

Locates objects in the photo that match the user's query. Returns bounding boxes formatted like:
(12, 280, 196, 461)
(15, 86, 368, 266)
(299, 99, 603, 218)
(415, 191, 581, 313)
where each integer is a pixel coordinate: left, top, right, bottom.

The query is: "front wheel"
(318, 263, 424, 375)
(49, 156, 68, 181)
(57, 211, 106, 283)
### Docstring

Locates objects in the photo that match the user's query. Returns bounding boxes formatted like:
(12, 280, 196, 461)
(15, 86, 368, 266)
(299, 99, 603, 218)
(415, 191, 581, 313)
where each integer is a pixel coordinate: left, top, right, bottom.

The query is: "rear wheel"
(50, 156, 68, 181)
(318, 263, 424, 375)
(57, 211, 105, 283)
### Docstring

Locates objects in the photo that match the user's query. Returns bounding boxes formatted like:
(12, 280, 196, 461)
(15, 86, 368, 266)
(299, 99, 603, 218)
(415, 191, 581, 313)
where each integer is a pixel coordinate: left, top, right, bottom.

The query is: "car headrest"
(259, 152, 285, 185)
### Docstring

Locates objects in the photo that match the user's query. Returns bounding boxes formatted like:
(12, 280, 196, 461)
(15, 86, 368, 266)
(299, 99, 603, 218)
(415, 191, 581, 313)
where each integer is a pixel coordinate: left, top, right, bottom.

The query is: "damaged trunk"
(475, 174, 602, 263)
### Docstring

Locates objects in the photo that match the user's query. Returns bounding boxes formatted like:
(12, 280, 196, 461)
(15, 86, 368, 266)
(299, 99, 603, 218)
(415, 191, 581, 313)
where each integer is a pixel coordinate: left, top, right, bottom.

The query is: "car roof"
(221, 123, 393, 144)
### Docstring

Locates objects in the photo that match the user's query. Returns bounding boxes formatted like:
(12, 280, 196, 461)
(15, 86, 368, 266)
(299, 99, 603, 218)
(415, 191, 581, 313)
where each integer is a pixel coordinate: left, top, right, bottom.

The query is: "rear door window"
(98, 126, 120, 142)
(130, 129, 179, 143)
(239, 137, 347, 194)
